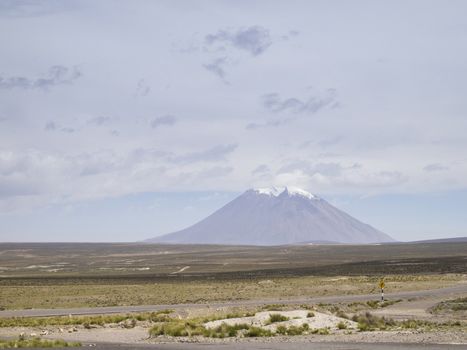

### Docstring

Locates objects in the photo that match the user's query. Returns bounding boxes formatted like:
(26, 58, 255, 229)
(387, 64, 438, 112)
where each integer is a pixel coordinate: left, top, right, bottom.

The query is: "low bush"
(366, 299, 401, 309)
(337, 321, 347, 329)
(275, 324, 309, 336)
(150, 321, 205, 337)
(267, 314, 289, 324)
(311, 327, 330, 335)
(206, 323, 250, 338)
(352, 312, 396, 331)
(366, 300, 380, 309)
(287, 324, 309, 335)
(245, 326, 273, 337)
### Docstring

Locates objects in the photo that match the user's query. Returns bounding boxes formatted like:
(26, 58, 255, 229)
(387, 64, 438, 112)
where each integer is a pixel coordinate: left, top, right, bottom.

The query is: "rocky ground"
(0, 326, 466, 346)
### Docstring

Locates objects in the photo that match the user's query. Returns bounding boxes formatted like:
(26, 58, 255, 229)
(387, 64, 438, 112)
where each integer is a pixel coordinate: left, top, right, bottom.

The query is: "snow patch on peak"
(252, 186, 319, 200)
(285, 187, 318, 200)
(253, 186, 284, 196)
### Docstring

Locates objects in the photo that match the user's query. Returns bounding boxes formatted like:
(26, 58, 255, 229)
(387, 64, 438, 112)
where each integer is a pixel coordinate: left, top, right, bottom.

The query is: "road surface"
(1, 282, 466, 318)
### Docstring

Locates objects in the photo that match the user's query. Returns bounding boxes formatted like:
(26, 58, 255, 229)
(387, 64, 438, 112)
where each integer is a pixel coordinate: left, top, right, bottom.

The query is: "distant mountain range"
(147, 187, 395, 245)
(408, 237, 467, 243)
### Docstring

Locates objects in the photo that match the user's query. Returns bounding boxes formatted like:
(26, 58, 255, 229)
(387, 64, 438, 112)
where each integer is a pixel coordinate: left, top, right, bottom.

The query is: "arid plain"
(0, 242, 466, 348)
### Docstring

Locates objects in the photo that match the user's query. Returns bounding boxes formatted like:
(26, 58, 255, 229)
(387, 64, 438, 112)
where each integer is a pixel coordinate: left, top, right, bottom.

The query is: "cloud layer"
(1, 1, 467, 217)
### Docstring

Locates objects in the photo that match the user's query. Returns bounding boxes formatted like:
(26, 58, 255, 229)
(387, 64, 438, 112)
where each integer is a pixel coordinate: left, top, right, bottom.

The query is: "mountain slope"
(147, 187, 394, 245)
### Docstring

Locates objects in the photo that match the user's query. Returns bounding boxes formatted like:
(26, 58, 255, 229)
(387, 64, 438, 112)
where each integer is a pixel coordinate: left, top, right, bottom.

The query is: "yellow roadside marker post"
(379, 278, 385, 302)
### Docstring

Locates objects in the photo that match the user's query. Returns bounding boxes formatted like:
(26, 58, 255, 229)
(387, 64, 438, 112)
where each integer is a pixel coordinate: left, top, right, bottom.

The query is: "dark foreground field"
(0, 242, 466, 310)
(1, 242, 466, 280)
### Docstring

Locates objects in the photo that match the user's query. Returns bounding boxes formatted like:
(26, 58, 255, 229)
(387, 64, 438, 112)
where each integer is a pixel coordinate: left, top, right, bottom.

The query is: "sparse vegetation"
(431, 297, 467, 314)
(209, 323, 251, 337)
(352, 312, 466, 332)
(366, 299, 402, 309)
(266, 314, 289, 324)
(277, 324, 310, 335)
(352, 312, 396, 331)
(150, 321, 205, 337)
(202, 310, 256, 323)
(337, 321, 347, 329)
(366, 300, 380, 309)
(335, 310, 349, 319)
(0, 242, 466, 343)
(311, 327, 330, 335)
(398, 319, 463, 330)
(0, 310, 173, 328)
(262, 304, 287, 311)
(0, 337, 81, 348)
(245, 326, 273, 337)
(0, 242, 465, 311)
(149, 321, 273, 338)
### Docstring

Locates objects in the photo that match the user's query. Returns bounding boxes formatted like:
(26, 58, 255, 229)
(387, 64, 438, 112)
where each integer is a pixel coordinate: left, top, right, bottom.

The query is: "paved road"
(54, 341, 467, 349)
(1, 282, 466, 318)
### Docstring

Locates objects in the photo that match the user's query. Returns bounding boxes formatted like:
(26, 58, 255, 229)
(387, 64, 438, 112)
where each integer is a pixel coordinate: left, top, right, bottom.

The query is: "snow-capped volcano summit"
(147, 187, 394, 245)
(252, 186, 318, 200)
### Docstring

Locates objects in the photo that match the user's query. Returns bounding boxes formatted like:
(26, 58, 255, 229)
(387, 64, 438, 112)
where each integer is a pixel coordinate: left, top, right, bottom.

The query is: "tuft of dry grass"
(0, 337, 81, 348)
(0, 310, 173, 328)
(266, 314, 289, 324)
(431, 297, 467, 314)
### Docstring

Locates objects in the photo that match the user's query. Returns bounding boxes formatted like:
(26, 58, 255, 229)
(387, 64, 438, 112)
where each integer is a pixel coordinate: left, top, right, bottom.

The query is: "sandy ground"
(204, 310, 357, 331)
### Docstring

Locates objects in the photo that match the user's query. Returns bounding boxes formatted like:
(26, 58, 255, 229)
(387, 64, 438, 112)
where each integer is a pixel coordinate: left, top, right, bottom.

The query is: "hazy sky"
(1, 0, 467, 242)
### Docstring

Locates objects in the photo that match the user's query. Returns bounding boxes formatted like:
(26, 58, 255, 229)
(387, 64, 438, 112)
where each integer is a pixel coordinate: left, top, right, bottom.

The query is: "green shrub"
(274, 323, 309, 336)
(267, 314, 289, 324)
(245, 326, 273, 337)
(337, 321, 347, 329)
(150, 322, 188, 337)
(286, 324, 309, 335)
(311, 327, 330, 335)
(307, 311, 315, 318)
(275, 325, 287, 335)
(207, 323, 250, 338)
(352, 312, 395, 331)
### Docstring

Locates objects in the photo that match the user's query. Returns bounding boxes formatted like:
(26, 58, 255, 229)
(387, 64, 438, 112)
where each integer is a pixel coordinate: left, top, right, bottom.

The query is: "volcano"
(147, 187, 394, 245)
